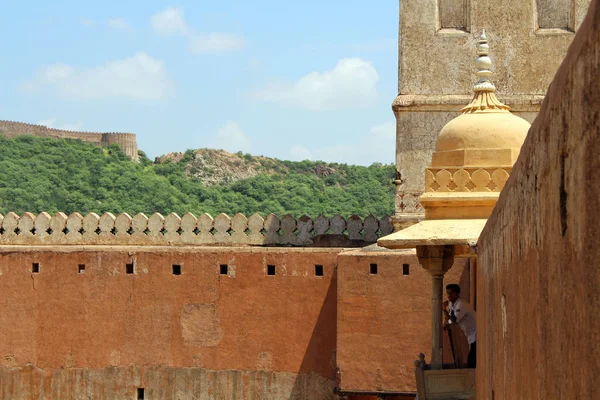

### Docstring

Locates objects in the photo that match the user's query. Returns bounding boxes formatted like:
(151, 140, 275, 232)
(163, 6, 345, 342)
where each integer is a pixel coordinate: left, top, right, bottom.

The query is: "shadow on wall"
(290, 269, 338, 398)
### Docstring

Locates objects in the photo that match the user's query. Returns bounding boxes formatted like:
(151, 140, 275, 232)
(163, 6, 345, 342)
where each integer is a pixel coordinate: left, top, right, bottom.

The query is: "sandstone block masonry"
(0, 120, 138, 160)
(477, 1, 600, 397)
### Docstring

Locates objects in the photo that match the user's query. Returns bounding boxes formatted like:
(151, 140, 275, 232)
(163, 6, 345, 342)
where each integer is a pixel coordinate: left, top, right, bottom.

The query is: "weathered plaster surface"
(0, 366, 334, 400)
(336, 248, 469, 392)
(0, 245, 454, 397)
(398, 0, 589, 96)
(477, 1, 600, 398)
(0, 247, 340, 399)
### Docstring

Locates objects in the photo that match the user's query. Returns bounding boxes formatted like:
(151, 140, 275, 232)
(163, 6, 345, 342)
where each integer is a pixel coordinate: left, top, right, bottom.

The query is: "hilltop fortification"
(0, 120, 138, 160)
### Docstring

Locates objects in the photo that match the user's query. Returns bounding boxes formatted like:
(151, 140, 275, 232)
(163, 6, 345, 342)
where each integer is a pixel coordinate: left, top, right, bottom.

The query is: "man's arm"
(442, 301, 451, 329)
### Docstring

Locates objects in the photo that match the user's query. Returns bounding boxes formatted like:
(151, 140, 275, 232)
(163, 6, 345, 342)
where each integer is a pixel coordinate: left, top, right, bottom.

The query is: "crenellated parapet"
(0, 212, 394, 247)
(0, 120, 138, 160)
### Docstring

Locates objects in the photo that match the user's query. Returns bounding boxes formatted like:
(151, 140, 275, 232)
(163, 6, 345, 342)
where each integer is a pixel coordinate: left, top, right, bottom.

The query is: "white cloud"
(253, 58, 379, 111)
(150, 7, 244, 54)
(21, 52, 173, 101)
(211, 121, 252, 154)
(38, 118, 83, 131)
(289, 146, 313, 162)
(291, 121, 395, 166)
(43, 64, 75, 81)
(189, 33, 245, 54)
(151, 7, 188, 35)
(108, 18, 133, 32)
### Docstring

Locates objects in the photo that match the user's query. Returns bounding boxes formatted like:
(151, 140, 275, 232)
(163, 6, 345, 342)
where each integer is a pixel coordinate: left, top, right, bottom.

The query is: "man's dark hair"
(446, 284, 461, 293)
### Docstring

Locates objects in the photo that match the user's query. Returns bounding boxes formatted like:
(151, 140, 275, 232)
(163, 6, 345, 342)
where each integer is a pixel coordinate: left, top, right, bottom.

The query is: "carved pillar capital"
(416, 245, 455, 276)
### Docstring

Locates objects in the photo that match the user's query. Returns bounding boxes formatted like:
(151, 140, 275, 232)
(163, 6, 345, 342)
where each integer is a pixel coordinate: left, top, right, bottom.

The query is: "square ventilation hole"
(32, 263, 40, 273)
(126, 263, 134, 274)
(172, 264, 181, 275)
(220, 264, 228, 275)
(370, 263, 378, 275)
(267, 265, 276, 276)
(403, 264, 410, 276)
(315, 265, 324, 277)
(78, 264, 86, 274)
(137, 388, 145, 400)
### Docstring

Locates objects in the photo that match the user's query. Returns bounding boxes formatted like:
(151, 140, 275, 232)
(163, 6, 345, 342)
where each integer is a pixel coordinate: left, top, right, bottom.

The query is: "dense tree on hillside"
(0, 135, 395, 218)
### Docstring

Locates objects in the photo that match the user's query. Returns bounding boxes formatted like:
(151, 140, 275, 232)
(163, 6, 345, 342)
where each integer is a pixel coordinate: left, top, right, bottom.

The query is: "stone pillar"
(431, 273, 444, 368)
(417, 245, 455, 369)
(470, 257, 477, 310)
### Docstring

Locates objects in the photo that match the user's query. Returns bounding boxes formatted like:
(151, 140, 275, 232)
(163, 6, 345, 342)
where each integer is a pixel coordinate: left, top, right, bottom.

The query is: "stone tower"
(392, 0, 590, 229)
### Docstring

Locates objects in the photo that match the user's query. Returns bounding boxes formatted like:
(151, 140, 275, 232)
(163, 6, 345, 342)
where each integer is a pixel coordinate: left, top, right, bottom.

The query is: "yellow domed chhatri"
(378, 30, 530, 250)
(377, 30, 533, 385)
(417, 29, 531, 221)
(434, 30, 530, 168)
(435, 113, 530, 155)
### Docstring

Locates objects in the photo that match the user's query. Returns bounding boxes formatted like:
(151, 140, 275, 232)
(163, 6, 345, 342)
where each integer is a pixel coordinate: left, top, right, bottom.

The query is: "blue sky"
(0, 1, 399, 165)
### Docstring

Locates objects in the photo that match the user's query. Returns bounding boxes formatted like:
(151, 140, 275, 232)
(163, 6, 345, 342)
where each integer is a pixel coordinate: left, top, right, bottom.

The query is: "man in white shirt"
(443, 283, 476, 368)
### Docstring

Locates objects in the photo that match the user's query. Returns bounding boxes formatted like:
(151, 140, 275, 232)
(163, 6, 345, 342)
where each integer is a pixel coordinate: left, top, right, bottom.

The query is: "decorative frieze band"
(425, 167, 511, 193)
(0, 212, 394, 247)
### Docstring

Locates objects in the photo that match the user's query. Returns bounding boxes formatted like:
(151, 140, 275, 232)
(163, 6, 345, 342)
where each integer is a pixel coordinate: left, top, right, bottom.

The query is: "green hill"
(0, 134, 395, 218)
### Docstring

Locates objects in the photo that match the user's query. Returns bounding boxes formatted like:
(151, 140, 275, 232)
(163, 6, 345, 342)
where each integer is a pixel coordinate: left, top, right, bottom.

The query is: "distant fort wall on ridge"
(0, 120, 138, 160)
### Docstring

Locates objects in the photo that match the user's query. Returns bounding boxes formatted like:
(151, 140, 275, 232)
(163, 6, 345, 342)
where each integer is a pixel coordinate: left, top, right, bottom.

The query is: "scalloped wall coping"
(0, 212, 394, 247)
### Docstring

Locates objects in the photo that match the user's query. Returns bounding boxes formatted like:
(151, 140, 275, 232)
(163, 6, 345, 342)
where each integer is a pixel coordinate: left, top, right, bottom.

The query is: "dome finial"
(461, 29, 510, 113)
(474, 30, 494, 91)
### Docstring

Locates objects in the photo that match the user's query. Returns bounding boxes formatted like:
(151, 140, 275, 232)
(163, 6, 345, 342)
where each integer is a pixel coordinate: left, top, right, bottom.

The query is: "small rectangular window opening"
(78, 264, 86, 274)
(315, 265, 324, 276)
(403, 264, 410, 276)
(370, 263, 378, 275)
(126, 263, 134, 274)
(172, 264, 181, 275)
(220, 264, 228, 275)
(137, 388, 145, 400)
(267, 265, 276, 276)
(32, 263, 40, 273)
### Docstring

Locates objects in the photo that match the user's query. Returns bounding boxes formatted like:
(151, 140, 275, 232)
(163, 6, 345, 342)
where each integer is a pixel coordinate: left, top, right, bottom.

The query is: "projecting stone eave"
(376, 218, 487, 250)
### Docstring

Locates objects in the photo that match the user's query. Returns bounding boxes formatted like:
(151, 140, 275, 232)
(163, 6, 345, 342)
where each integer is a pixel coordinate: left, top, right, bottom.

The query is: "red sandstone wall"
(0, 244, 463, 399)
(0, 247, 338, 399)
(477, 2, 600, 399)
(0, 120, 138, 160)
(336, 248, 468, 393)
